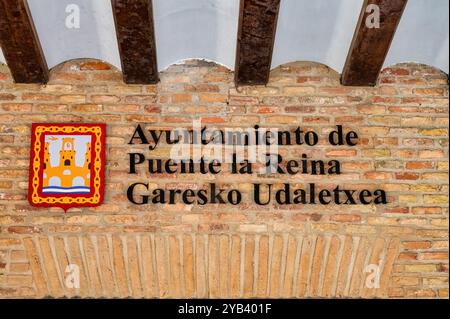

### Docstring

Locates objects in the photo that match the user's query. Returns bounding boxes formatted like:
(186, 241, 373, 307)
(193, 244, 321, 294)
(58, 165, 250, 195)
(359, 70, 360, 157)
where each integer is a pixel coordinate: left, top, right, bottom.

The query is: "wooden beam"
(235, 0, 280, 86)
(341, 0, 408, 86)
(0, 0, 48, 83)
(112, 0, 158, 84)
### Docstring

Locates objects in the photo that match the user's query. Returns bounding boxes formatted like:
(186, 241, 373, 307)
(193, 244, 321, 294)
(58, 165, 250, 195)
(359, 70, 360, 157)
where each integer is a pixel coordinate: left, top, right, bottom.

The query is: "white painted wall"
(0, 47, 5, 64)
(153, 0, 239, 71)
(0, 0, 448, 73)
(272, 0, 363, 73)
(385, 0, 449, 72)
(27, 0, 121, 69)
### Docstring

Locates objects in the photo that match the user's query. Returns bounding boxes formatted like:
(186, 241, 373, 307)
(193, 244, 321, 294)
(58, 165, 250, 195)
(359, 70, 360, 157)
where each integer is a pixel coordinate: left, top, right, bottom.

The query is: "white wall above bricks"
(1, 0, 448, 73)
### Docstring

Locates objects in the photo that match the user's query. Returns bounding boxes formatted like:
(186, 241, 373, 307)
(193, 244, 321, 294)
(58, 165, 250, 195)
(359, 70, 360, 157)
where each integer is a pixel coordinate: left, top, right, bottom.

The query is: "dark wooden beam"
(341, 0, 408, 86)
(112, 0, 158, 84)
(0, 0, 48, 83)
(235, 0, 280, 86)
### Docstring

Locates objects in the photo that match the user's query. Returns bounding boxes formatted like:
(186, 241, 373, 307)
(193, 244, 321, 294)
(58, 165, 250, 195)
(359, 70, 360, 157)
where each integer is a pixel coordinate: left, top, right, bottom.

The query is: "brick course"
(0, 59, 448, 298)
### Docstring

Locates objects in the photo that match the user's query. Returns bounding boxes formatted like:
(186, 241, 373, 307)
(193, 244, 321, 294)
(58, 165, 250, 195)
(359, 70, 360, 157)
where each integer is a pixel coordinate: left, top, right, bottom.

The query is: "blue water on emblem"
(42, 186, 91, 194)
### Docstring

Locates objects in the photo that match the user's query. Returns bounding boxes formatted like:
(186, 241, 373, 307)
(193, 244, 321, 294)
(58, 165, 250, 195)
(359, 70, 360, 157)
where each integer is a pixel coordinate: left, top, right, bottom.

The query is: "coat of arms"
(28, 123, 106, 212)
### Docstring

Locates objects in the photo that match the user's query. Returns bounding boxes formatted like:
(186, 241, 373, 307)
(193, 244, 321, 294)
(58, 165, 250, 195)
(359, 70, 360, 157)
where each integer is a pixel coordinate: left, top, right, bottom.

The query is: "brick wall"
(0, 59, 448, 298)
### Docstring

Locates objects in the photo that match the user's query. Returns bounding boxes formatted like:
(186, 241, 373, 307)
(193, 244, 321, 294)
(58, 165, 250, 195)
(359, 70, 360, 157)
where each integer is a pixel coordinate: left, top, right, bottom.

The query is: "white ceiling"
(26, 0, 121, 70)
(0, 0, 448, 73)
(153, 0, 239, 71)
(384, 0, 449, 72)
(272, 0, 363, 73)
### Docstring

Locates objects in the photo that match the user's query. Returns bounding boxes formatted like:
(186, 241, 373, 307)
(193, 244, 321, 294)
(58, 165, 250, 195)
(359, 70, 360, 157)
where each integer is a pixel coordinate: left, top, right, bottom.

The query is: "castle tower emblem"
(28, 123, 106, 212)
(42, 137, 92, 193)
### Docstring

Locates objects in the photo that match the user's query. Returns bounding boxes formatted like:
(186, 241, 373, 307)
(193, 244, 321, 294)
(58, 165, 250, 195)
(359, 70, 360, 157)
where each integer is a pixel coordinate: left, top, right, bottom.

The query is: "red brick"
(79, 61, 112, 70)
(406, 161, 434, 169)
(330, 214, 361, 222)
(395, 172, 419, 180)
(7, 226, 41, 234)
